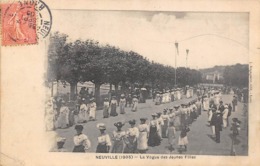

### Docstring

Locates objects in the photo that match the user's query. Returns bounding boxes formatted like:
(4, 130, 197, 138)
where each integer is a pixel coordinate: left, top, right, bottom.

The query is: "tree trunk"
(70, 82, 77, 101)
(109, 83, 112, 91)
(95, 82, 102, 107)
(115, 83, 119, 93)
(51, 81, 54, 97)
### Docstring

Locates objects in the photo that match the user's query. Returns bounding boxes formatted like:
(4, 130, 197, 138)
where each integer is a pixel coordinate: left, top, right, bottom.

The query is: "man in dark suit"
(214, 110, 223, 143)
(218, 101, 225, 113)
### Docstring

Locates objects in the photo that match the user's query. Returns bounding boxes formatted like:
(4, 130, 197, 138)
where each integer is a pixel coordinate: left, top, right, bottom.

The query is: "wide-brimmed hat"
(151, 113, 157, 117)
(224, 104, 228, 108)
(163, 109, 168, 112)
(121, 94, 125, 97)
(129, 119, 136, 125)
(56, 137, 66, 143)
(114, 122, 124, 128)
(97, 123, 106, 130)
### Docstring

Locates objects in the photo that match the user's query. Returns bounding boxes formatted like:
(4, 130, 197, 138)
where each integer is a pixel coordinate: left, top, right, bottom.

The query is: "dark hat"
(75, 124, 83, 131)
(140, 118, 147, 121)
(129, 119, 136, 125)
(174, 105, 180, 108)
(220, 100, 223, 103)
(232, 118, 241, 123)
(232, 118, 238, 122)
(163, 109, 168, 112)
(114, 122, 124, 128)
(181, 104, 185, 107)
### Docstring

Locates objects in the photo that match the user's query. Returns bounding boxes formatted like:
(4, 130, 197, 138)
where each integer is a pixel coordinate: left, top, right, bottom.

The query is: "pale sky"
(51, 10, 249, 69)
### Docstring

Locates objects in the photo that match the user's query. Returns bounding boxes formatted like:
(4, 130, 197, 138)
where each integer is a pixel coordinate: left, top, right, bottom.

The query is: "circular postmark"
(36, 0, 52, 38)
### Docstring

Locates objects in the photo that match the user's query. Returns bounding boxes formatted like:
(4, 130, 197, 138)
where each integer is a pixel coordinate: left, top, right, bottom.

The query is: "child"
(178, 125, 190, 152)
(51, 137, 68, 152)
(167, 121, 176, 151)
(73, 125, 91, 152)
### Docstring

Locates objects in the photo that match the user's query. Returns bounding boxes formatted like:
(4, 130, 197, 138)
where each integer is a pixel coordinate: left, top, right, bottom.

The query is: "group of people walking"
(154, 88, 194, 105)
(45, 92, 140, 131)
(52, 95, 204, 153)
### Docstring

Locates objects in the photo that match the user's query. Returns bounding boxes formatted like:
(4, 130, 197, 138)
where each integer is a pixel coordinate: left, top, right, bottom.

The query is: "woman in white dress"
(203, 95, 209, 111)
(45, 98, 55, 131)
(56, 100, 70, 129)
(88, 98, 97, 121)
(78, 99, 88, 123)
(161, 109, 170, 138)
(222, 104, 229, 128)
(124, 120, 139, 153)
(119, 94, 126, 114)
(131, 95, 138, 112)
(137, 118, 149, 153)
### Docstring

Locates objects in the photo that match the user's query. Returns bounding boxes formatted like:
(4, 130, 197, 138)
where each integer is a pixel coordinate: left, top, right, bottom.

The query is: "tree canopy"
(47, 32, 202, 104)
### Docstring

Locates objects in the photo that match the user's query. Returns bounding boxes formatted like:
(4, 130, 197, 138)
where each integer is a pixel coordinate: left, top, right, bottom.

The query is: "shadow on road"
(207, 134, 217, 143)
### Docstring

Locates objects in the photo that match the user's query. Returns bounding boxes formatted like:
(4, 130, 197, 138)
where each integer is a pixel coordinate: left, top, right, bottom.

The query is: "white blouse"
(112, 131, 126, 141)
(126, 127, 139, 138)
(97, 134, 112, 146)
(73, 134, 91, 149)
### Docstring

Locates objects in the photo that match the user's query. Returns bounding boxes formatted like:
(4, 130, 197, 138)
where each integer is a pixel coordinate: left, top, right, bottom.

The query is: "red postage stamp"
(1, 2, 37, 46)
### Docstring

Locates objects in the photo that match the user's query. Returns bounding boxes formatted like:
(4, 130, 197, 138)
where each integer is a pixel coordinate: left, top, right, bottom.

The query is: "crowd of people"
(48, 86, 244, 154)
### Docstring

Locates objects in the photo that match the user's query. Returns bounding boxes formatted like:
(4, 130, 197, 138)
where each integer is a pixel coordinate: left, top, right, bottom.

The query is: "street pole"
(186, 49, 189, 68)
(175, 42, 178, 87)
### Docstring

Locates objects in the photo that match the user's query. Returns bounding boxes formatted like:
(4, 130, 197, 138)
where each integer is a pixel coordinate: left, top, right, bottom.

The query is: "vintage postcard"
(1, 0, 260, 166)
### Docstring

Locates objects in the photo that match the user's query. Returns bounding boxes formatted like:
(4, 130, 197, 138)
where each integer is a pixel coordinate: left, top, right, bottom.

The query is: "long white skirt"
(137, 132, 148, 150)
(178, 136, 188, 145)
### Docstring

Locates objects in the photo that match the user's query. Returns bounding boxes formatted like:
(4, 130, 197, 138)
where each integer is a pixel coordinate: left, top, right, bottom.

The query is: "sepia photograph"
(45, 10, 249, 156)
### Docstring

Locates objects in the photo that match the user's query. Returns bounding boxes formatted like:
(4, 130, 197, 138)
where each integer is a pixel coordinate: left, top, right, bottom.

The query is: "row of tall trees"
(47, 32, 202, 106)
(223, 63, 249, 87)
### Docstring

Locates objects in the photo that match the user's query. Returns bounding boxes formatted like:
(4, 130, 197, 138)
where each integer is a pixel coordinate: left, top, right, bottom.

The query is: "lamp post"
(186, 49, 189, 68)
(175, 42, 179, 87)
